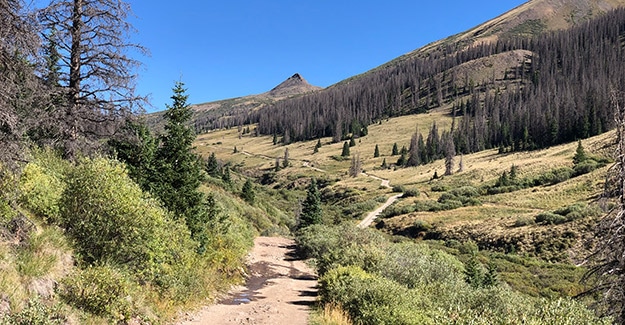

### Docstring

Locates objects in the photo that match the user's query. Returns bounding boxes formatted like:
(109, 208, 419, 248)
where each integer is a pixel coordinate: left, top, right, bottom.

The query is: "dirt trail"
(357, 193, 403, 228)
(178, 237, 317, 325)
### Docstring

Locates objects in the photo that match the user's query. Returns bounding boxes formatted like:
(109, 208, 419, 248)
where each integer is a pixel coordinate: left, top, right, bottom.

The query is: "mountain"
(254, 0, 625, 148)
(268, 73, 321, 97)
(144, 73, 321, 133)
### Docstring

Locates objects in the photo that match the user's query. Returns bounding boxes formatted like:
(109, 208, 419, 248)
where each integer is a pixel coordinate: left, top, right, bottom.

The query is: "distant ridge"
(268, 73, 321, 97)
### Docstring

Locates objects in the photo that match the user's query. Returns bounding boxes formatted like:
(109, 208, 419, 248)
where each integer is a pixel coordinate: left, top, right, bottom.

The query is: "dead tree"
(585, 89, 625, 322)
(39, 0, 146, 158)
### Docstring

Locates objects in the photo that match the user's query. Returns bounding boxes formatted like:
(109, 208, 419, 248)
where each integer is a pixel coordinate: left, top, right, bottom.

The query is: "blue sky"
(59, 1, 530, 112)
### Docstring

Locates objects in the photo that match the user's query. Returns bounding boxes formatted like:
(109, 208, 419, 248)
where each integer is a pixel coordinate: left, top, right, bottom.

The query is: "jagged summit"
(268, 73, 321, 97)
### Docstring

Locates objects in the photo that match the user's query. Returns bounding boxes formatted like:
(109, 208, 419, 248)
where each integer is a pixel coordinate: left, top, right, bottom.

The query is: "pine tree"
(206, 152, 221, 178)
(241, 179, 255, 204)
(151, 82, 208, 242)
(273, 133, 277, 145)
(316, 139, 322, 149)
(381, 158, 388, 169)
(573, 140, 587, 165)
(392, 143, 399, 156)
(374, 144, 380, 158)
(107, 120, 158, 190)
(300, 178, 322, 228)
(222, 165, 232, 184)
(341, 141, 350, 157)
(233, 146, 238, 153)
(349, 137, 356, 147)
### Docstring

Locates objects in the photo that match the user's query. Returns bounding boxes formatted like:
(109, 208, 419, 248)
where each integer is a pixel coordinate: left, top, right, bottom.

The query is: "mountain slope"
(145, 73, 321, 133)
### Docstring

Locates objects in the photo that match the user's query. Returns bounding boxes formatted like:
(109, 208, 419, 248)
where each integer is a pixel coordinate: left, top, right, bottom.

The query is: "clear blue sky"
(97, 1, 530, 112)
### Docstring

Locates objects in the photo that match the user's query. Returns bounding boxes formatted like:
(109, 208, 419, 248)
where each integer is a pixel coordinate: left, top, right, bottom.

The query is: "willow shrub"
(59, 157, 194, 282)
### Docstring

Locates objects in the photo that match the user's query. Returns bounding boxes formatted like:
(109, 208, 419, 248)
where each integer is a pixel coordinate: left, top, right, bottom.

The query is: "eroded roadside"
(177, 237, 317, 325)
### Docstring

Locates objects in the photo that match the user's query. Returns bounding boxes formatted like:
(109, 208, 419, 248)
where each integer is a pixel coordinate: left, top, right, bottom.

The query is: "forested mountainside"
(255, 8, 625, 153)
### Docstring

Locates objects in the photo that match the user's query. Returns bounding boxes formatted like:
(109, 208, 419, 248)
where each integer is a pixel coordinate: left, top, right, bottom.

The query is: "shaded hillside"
(145, 73, 321, 133)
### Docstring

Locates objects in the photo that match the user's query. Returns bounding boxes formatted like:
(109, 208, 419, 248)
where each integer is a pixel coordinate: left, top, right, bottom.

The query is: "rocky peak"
(268, 73, 321, 97)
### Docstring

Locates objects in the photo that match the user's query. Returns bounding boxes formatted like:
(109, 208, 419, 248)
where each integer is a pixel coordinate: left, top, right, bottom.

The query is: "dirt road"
(357, 193, 403, 228)
(178, 237, 317, 325)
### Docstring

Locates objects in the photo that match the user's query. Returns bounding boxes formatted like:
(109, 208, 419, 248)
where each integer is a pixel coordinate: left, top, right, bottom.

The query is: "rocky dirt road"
(178, 237, 317, 325)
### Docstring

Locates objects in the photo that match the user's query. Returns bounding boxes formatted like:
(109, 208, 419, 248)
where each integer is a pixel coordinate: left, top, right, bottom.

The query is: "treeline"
(249, 8, 625, 150)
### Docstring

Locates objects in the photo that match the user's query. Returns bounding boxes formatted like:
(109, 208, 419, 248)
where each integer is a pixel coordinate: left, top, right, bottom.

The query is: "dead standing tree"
(39, 0, 146, 158)
(0, 0, 42, 167)
(585, 89, 625, 322)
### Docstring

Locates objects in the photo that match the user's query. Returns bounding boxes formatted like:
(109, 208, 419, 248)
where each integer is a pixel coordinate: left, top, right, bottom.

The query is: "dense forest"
(247, 8, 625, 153)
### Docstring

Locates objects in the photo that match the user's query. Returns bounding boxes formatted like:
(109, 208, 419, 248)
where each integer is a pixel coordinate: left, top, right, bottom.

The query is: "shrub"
(59, 265, 136, 321)
(430, 184, 449, 192)
(532, 167, 574, 186)
(535, 212, 567, 225)
(19, 162, 65, 223)
(391, 185, 405, 193)
(573, 159, 600, 176)
(402, 187, 419, 197)
(1, 299, 64, 325)
(319, 266, 431, 324)
(514, 217, 535, 227)
(59, 157, 187, 280)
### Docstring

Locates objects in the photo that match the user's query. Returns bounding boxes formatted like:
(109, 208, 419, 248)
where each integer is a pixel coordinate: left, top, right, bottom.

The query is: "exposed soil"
(177, 237, 317, 325)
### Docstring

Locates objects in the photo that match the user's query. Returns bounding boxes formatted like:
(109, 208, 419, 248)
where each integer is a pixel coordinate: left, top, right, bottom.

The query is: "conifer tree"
(458, 154, 464, 173)
(381, 158, 388, 169)
(107, 120, 158, 190)
(341, 141, 350, 157)
(374, 144, 380, 158)
(300, 178, 322, 228)
(206, 152, 220, 178)
(222, 165, 232, 185)
(573, 140, 587, 165)
(349, 137, 356, 147)
(316, 139, 322, 149)
(241, 179, 255, 204)
(153, 82, 203, 217)
(392, 143, 399, 156)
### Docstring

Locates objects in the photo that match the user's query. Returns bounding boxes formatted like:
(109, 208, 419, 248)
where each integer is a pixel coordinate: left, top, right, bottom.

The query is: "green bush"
(59, 157, 188, 280)
(573, 159, 600, 176)
(430, 184, 449, 192)
(1, 299, 64, 325)
(514, 217, 535, 227)
(392, 185, 405, 193)
(532, 167, 574, 186)
(319, 266, 431, 325)
(59, 265, 136, 321)
(535, 212, 567, 225)
(19, 162, 65, 223)
(381, 204, 415, 218)
(402, 187, 419, 197)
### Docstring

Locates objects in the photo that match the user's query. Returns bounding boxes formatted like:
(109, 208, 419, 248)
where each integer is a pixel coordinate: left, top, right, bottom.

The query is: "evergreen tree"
(241, 179, 255, 204)
(151, 82, 210, 244)
(316, 139, 322, 149)
(107, 120, 158, 191)
(381, 158, 388, 169)
(444, 133, 456, 176)
(233, 146, 238, 153)
(397, 153, 406, 166)
(206, 152, 221, 178)
(349, 137, 356, 147)
(341, 141, 350, 157)
(153, 82, 203, 216)
(222, 165, 232, 185)
(313, 146, 319, 154)
(374, 144, 380, 158)
(300, 178, 322, 228)
(573, 140, 587, 165)
(273, 133, 277, 145)
(392, 143, 399, 156)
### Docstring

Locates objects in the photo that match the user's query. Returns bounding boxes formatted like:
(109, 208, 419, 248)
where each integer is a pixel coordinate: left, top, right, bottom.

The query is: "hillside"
(145, 73, 321, 133)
